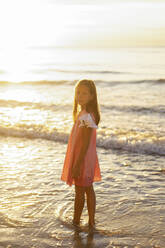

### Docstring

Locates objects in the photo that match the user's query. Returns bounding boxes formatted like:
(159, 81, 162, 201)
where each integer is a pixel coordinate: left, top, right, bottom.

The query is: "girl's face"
(76, 85, 93, 109)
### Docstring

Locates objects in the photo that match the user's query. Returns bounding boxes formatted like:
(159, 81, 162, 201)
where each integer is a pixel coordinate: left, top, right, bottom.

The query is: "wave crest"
(1, 78, 165, 86)
(0, 124, 164, 156)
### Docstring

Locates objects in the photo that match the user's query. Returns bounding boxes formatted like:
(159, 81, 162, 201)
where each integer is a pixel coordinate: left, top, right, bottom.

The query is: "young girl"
(61, 79, 101, 228)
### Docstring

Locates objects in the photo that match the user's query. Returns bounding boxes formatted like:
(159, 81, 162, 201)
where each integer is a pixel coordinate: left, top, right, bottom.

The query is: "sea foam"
(0, 124, 164, 156)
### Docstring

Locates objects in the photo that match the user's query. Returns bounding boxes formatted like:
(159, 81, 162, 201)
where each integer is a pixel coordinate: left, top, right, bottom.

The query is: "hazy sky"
(0, 0, 165, 49)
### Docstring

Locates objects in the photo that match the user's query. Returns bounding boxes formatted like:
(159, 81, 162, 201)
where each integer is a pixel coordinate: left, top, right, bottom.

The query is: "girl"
(61, 79, 101, 228)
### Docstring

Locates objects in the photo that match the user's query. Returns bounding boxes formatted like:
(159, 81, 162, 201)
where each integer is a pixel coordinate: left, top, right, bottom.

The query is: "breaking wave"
(0, 124, 164, 156)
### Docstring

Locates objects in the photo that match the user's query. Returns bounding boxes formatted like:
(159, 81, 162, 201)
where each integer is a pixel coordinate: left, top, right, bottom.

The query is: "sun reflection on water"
(1, 143, 38, 169)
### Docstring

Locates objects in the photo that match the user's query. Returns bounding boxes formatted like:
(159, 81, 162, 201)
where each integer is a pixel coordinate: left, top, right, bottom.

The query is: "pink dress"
(61, 110, 101, 187)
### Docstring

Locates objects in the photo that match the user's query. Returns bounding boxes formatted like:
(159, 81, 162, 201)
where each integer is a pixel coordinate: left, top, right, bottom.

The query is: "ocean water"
(0, 47, 165, 248)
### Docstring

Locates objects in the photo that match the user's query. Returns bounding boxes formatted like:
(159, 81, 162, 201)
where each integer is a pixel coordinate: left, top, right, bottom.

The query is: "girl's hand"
(72, 166, 80, 179)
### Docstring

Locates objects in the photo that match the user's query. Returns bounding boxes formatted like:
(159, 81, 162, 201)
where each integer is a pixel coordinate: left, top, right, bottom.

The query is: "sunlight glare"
(1, 143, 38, 169)
(0, 0, 165, 82)
(0, 0, 74, 82)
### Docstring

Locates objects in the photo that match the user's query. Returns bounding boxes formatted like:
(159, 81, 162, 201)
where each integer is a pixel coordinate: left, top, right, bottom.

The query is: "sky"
(0, 0, 165, 49)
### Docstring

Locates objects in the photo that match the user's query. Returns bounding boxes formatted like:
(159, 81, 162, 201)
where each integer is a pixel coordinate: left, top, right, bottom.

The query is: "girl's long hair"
(73, 79, 100, 125)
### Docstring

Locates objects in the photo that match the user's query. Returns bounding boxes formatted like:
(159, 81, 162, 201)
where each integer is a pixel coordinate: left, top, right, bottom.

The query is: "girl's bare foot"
(72, 220, 80, 227)
(88, 221, 95, 229)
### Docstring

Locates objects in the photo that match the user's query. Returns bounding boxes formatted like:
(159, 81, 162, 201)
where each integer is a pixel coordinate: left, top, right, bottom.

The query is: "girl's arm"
(72, 127, 92, 179)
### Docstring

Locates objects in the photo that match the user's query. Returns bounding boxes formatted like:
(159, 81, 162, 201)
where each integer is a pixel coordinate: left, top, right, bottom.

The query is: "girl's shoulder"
(78, 111, 97, 129)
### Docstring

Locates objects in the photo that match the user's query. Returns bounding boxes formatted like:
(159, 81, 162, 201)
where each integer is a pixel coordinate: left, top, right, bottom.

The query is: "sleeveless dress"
(61, 110, 101, 187)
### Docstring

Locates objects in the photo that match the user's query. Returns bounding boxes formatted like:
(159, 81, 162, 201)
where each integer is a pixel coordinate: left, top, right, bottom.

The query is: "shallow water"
(0, 136, 164, 248)
(0, 47, 165, 247)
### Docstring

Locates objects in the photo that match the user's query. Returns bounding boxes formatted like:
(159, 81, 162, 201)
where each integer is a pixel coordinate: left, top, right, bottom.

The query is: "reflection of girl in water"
(61, 79, 101, 228)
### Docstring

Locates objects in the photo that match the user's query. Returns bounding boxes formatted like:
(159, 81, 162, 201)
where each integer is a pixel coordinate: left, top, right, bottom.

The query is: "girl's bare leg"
(73, 185, 85, 225)
(86, 185, 96, 227)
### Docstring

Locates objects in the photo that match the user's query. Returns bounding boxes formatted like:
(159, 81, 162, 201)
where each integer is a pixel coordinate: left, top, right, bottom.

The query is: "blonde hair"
(73, 79, 100, 125)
